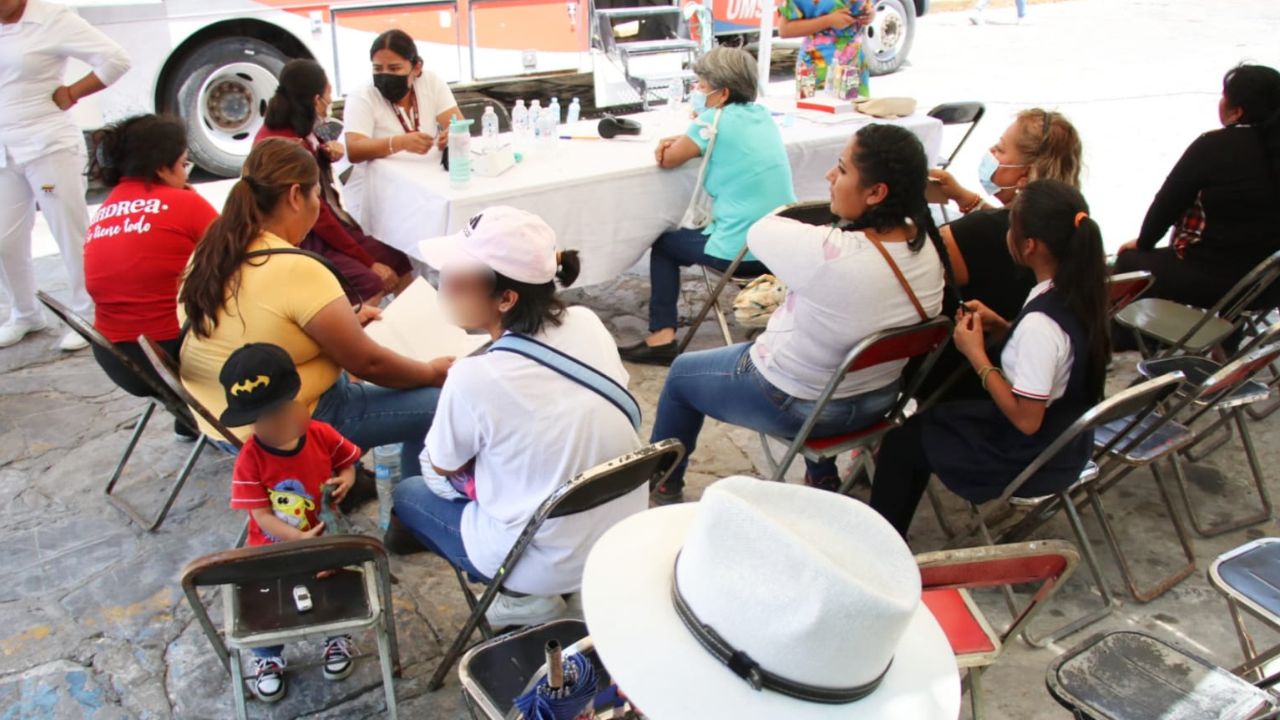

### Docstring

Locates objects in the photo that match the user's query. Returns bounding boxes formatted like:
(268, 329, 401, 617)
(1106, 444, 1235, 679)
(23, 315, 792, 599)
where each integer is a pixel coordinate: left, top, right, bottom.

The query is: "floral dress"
(783, 0, 873, 100)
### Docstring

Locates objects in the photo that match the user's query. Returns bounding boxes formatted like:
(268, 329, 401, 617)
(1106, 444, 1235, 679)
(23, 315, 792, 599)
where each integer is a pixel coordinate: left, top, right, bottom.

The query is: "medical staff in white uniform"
(0, 0, 131, 349)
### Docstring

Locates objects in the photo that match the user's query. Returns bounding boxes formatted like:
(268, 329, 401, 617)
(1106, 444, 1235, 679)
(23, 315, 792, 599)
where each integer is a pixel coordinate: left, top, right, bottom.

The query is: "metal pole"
(757, 0, 775, 97)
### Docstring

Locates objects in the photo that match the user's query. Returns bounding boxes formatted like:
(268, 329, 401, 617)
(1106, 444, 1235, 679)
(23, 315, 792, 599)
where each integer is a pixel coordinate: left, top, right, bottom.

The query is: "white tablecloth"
(346, 98, 942, 287)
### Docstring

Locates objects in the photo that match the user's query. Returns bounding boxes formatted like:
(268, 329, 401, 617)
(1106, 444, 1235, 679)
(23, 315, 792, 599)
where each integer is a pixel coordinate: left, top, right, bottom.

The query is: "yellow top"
(178, 231, 345, 440)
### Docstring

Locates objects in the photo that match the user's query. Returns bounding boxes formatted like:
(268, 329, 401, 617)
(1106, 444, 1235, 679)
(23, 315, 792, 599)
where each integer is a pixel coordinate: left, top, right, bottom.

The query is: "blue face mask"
(978, 150, 1027, 196)
(690, 89, 709, 114)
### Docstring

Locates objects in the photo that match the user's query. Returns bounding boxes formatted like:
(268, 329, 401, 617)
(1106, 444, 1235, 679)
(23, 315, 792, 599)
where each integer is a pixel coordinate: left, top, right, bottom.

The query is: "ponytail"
(1009, 180, 1111, 400)
(489, 249, 581, 336)
(265, 59, 329, 139)
(180, 138, 319, 338)
(556, 249, 581, 287)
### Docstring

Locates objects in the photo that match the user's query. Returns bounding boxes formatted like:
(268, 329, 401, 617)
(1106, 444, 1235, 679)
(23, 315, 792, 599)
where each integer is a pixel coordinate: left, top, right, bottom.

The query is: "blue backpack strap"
(488, 334, 642, 430)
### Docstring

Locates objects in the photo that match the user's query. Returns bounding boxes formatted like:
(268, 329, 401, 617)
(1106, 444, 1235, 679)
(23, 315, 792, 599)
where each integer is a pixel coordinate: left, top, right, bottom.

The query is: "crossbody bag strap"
(865, 234, 928, 322)
(487, 334, 642, 430)
(691, 108, 723, 189)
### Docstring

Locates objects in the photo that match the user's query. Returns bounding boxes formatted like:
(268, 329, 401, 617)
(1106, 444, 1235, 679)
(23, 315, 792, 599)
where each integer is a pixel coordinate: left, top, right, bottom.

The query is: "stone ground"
(7, 0, 1280, 717)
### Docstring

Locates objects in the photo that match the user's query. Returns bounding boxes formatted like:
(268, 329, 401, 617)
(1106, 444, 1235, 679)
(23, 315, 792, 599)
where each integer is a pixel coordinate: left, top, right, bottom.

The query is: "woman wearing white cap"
(581, 476, 961, 718)
(0, 0, 131, 349)
(394, 206, 646, 628)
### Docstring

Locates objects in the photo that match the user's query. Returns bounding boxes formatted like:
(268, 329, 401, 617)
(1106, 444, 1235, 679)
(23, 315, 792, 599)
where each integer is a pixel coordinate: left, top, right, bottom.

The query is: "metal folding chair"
(917, 540, 1077, 720)
(675, 200, 835, 355)
(426, 439, 686, 692)
(180, 535, 401, 720)
(942, 373, 1190, 645)
(458, 620, 614, 719)
(1047, 631, 1280, 720)
(757, 316, 952, 484)
(1135, 338, 1280, 536)
(1115, 248, 1280, 358)
(1106, 270, 1155, 317)
(36, 291, 207, 532)
(928, 102, 986, 171)
(1211, 539, 1280, 682)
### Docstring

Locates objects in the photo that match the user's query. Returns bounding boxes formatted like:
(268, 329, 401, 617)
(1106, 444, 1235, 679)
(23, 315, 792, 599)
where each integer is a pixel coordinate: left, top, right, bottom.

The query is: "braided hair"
(842, 123, 963, 307)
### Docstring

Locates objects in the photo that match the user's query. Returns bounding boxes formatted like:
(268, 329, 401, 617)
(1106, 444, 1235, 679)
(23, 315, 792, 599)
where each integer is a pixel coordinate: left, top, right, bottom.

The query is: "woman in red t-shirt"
(84, 114, 218, 425)
(255, 59, 412, 305)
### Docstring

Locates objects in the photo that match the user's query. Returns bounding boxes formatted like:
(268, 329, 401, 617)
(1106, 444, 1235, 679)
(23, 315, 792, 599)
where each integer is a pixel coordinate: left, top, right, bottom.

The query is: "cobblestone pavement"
(4, 255, 1280, 719)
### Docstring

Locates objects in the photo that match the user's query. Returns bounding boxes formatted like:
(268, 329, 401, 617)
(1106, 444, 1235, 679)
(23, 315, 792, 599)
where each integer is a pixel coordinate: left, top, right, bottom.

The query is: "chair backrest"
(138, 334, 244, 450)
(545, 439, 685, 519)
(1106, 271, 1154, 317)
(37, 290, 172, 399)
(458, 98, 512, 136)
(998, 372, 1186, 502)
(839, 317, 954, 421)
(1237, 318, 1280, 356)
(1197, 340, 1280, 402)
(927, 102, 986, 168)
(917, 540, 1078, 651)
(1160, 249, 1280, 358)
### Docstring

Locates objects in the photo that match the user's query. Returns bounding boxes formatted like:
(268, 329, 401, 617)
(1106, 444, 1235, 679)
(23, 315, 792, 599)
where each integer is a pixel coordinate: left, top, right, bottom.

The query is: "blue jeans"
(650, 343, 899, 489)
(313, 373, 439, 478)
(648, 228, 767, 333)
(392, 479, 489, 581)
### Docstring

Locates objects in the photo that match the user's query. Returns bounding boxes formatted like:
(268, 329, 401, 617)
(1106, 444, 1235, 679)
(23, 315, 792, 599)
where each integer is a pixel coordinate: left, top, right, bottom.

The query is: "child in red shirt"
(219, 342, 362, 704)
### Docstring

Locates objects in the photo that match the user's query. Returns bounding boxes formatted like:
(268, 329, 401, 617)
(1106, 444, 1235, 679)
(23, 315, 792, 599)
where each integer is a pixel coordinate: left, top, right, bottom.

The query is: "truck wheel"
(167, 37, 288, 177)
(865, 0, 915, 76)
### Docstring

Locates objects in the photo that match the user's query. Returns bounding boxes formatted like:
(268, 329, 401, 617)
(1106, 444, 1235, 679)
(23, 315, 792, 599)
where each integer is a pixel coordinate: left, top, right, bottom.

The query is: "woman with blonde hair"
(920, 109, 1083, 399)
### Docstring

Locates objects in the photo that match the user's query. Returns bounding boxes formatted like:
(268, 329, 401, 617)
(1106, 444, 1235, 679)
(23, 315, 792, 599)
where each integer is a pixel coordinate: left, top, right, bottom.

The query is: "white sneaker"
(484, 592, 566, 628)
(249, 655, 287, 703)
(0, 317, 47, 348)
(58, 331, 88, 351)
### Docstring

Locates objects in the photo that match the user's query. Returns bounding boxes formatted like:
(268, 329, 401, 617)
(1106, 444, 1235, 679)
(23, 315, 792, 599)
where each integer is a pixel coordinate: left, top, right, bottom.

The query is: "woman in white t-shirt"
(648, 124, 949, 505)
(342, 29, 462, 164)
(390, 206, 644, 628)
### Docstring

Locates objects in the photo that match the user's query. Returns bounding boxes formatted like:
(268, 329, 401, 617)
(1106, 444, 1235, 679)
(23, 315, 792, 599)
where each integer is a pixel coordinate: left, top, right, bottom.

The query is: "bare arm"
(345, 131, 435, 163)
(939, 224, 971, 287)
(250, 508, 325, 543)
(432, 106, 465, 150)
(778, 14, 835, 37)
(302, 297, 451, 388)
(656, 135, 703, 169)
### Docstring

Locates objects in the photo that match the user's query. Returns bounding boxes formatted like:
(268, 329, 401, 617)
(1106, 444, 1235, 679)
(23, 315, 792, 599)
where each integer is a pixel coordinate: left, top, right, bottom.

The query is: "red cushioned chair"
(757, 315, 953, 485)
(917, 540, 1079, 720)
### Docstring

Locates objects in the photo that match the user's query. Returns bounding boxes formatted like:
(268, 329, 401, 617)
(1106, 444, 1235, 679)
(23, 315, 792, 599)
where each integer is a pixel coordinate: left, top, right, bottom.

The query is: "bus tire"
(865, 0, 915, 76)
(168, 37, 288, 177)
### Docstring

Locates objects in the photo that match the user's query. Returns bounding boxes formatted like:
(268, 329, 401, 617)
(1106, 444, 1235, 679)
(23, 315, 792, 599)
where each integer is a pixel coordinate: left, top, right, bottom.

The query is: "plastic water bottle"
(538, 101, 557, 150)
(566, 97, 581, 126)
(512, 99, 528, 138)
(448, 116, 473, 186)
(548, 96, 562, 128)
(529, 99, 543, 144)
(480, 105, 499, 151)
(667, 80, 684, 116)
(372, 444, 401, 530)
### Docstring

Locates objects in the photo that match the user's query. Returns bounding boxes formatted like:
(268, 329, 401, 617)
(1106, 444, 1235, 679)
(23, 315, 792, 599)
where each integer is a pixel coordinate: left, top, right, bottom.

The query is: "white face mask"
(978, 150, 1028, 196)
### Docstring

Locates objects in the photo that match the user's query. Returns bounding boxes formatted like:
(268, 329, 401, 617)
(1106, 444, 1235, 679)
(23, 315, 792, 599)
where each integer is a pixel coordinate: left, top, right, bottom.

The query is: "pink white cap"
(418, 206, 558, 284)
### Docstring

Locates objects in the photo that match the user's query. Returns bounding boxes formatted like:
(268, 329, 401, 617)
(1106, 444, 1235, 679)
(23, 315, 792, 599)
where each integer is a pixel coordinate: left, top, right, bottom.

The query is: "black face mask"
(373, 72, 411, 103)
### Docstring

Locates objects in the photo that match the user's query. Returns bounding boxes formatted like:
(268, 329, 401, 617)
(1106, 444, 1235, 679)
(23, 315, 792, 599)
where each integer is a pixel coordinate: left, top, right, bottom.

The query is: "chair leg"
(968, 666, 984, 720)
(235, 517, 249, 549)
(1021, 492, 1117, 648)
(453, 567, 494, 639)
(1228, 598, 1265, 682)
(229, 648, 249, 720)
(105, 425, 208, 532)
(676, 265, 739, 355)
(1090, 463, 1196, 603)
(1171, 411, 1272, 537)
(1180, 407, 1235, 463)
(376, 611, 399, 720)
(925, 482, 958, 539)
(104, 401, 155, 496)
(429, 574, 503, 692)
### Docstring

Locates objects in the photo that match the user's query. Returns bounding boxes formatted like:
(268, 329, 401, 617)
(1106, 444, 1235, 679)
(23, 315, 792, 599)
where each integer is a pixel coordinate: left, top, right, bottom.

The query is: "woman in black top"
(918, 109, 1083, 399)
(1115, 65, 1280, 309)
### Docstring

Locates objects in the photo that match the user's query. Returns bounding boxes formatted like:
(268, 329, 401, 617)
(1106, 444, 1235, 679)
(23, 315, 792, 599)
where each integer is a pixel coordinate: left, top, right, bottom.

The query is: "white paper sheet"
(364, 277, 489, 361)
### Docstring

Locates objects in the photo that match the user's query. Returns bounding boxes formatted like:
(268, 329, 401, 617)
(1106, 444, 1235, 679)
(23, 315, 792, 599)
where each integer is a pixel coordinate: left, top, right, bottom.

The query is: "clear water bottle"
(512, 99, 528, 136)
(372, 444, 402, 530)
(480, 105, 499, 150)
(448, 116, 473, 186)
(548, 96, 562, 128)
(538, 101, 557, 149)
(667, 80, 684, 116)
(566, 97, 581, 126)
(529, 99, 543, 144)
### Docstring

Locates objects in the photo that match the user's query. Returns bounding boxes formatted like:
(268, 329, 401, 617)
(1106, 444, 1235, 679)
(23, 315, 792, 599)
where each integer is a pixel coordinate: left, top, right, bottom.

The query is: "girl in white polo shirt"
(390, 207, 645, 628)
(870, 180, 1111, 537)
(0, 0, 130, 349)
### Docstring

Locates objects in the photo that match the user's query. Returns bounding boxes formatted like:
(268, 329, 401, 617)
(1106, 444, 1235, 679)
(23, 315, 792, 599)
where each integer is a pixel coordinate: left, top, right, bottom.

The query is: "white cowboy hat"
(582, 476, 960, 720)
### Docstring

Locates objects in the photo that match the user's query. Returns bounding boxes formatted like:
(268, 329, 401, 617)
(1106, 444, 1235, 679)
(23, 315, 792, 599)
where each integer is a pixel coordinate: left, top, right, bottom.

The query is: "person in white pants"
(0, 0, 131, 350)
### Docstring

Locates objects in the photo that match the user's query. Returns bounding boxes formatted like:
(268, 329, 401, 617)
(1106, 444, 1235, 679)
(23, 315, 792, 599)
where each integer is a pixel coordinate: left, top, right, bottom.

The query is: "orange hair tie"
(1074, 211, 1089, 228)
